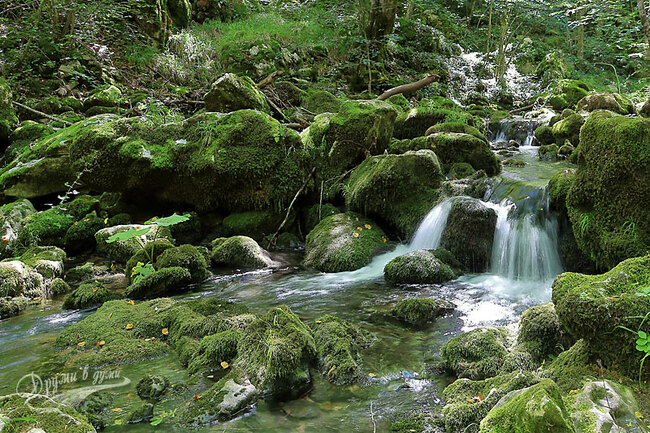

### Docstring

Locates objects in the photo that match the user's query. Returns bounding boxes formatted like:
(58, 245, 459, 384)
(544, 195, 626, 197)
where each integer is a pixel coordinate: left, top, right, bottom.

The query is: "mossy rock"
(517, 303, 572, 364)
(551, 255, 650, 378)
(384, 250, 457, 285)
(502, 158, 526, 167)
(479, 379, 574, 433)
(0, 78, 18, 145)
(303, 212, 388, 273)
(442, 371, 540, 433)
(125, 240, 174, 282)
(440, 198, 497, 272)
(204, 73, 270, 113)
(17, 207, 75, 248)
(390, 297, 454, 327)
(63, 281, 121, 310)
(47, 277, 70, 296)
(65, 263, 109, 285)
(83, 85, 123, 112)
(538, 144, 559, 161)
(0, 296, 29, 319)
(211, 235, 274, 268)
(155, 244, 210, 283)
(187, 329, 241, 374)
(302, 89, 341, 114)
(442, 327, 511, 380)
(425, 121, 487, 143)
(6, 121, 55, 160)
(544, 79, 590, 110)
(566, 113, 650, 268)
(95, 224, 172, 263)
(393, 106, 454, 139)
(558, 143, 574, 157)
(576, 92, 634, 115)
(541, 339, 597, 392)
(548, 169, 575, 214)
(311, 315, 373, 385)
(64, 211, 106, 253)
(345, 150, 442, 239)
(447, 161, 476, 178)
(0, 260, 44, 298)
(136, 374, 170, 401)
(551, 113, 584, 147)
(222, 210, 285, 242)
(534, 51, 571, 84)
(0, 393, 97, 433)
(124, 267, 193, 299)
(304, 203, 341, 233)
(0, 198, 36, 259)
(19, 245, 66, 278)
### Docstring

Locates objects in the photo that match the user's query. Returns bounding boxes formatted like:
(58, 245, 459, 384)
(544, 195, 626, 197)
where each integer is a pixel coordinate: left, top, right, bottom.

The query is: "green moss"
(538, 144, 559, 161)
(544, 79, 590, 110)
(65, 194, 100, 218)
(551, 255, 650, 378)
(63, 281, 121, 309)
(566, 114, 650, 268)
(0, 393, 96, 433)
(64, 211, 106, 253)
(155, 244, 209, 283)
(222, 210, 284, 241)
(502, 158, 526, 167)
(65, 262, 108, 284)
(125, 240, 174, 281)
(345, 150, 442, 238)
(447, 161, 477, 178)
(17, 207, 75, 248)
(390, 298, 455, 327)
(426, 121, 487, 142)
(0, 78, 18, 143)
(211, 235, 273, 268)
(303, 212, 388, 273)
(304, 203, 341, 233)
(577, 92, 634, 115)
(136, 374, 170, 401)
(47, 277, 70, 296)
(83, 85, 123, 111)
(541, 340, 597, 392)
(393, 106, 452, 139)
(390, 412, 428, 432)
(442, 327, 511, 380)
(534, 125, 555, 146)
(311, 315, 372, 385)
(204, 73, 270, 113)
(303, 89, 342, 114)
(384, 250, 456, 284)
(386, 94, 411, 111)
(548, 169, 575, 213)
(517, 303, 572, 364)
(188, 329, 241, 373)
(124, 266, 193, 299)
(551, 113, 584, 146)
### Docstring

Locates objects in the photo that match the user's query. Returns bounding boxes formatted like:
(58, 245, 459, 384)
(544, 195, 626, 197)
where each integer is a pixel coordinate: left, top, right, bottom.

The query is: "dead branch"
(257, 71, 283, 89)
(12, 101, 73, 126)
(376, 74, 440, 101)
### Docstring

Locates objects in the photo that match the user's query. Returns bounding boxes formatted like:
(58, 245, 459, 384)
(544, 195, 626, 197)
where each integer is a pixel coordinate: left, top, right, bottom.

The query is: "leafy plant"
(619, 286, 650, 383)
(622, 220, 638, 241)
(578, 214, 590, 236)
(131, 261, 155, 283)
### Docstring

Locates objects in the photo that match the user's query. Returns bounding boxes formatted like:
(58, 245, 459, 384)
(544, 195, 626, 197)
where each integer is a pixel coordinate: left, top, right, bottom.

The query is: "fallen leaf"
(125, 323, 134, 330)
(193, 395, 202, 400)
(364, 224, 371, 229)
(368, 373, 375, 377)
(636, 411, 644, 419)
(352, 232, 360, 238)
(108, 313, 113, 319)
(326, 365, 336, 376)
(207, 375, 214, 379)
(315, 320, 322, 324)
(356, 227, 363, 231)
(111, 408, 122, 412)
(104, 218, 109, 224)
(92, 288, 98, 292)
(77, 342, 86, 347)
(221, 361, 229, 369)
(126, 300, 135, 306)
(96, 341, 105, 347)
(162, 328, 169, 336)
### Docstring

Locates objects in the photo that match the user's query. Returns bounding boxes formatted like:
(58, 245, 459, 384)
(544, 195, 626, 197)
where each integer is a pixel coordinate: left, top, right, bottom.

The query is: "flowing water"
(0, 120, 572, 432)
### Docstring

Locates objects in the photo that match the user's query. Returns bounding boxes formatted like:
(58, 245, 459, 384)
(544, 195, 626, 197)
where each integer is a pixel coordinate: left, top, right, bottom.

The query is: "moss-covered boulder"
(304, 203, 341, 233)
(155, 244, 210, 282)
(136, 374, 170, 401)
(390, 297, 454, 327)
(566, 114, 650, 267)
(204, 73, 270, 113)
(302, 89, 342, 114)
(384, 250, 456, 284)
(442, 327, 512, 380)
(311, 315, 373, 385)
(187, 328, 241, 373)
(125, 239, 173, 281)
(64, 211, 107, 253)
(551, 113, 584, 147)
(124, 267, 193, 299)
(0, 260, 44, 298)
(479, 379, 574, 433)
(211, 235, 274, 268)
(576, 92, 634, 115)
(83, 86, 123, 112)
(16, 207, 75, 248)
(63, 281, 121, 309)
(517, 303, 572, 364)
(345, 150, 442, 238)
(6, 121, 54, 160)
(390, 133, 500, 176)
(95, 224, 172, 263)
(440, 198, 497, 272)
(552, 255, 650, 378)
(222, 210, 284, 242)
(303, 212, 387, 273)
(442, 371, 540, 433)
(19, 245, 66, 278)
(0, 296, 29, 319)
(545, 79, 590, 110)
(301, 99, 397, 176)
(538, 143, 559, 161)
(393, 104, 458, 139)
(534, 125, 555, 146)
(426, 122, 488, 143)
(0, 393, 97, 433)
(0, 79, 18, 145)
(0, 198, 36, 258)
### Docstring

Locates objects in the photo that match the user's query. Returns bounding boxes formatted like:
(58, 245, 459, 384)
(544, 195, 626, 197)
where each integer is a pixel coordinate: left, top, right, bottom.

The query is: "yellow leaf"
(77, 342, 86, 347)
(356, 227, 363, 231)
(104, 218, 109, 224)
(569, 389, 580, 395)
(125, 323, 134, 330)
(221, 361, 229, 369)
(315, 320, 322, 324)
(108, 313, 113, 319)
(207, 375, 214, 379)
(111, 408, 122, 412)
(126, 300, 135, 306)
(193, 395, 202, 400)
(162, 328, 169, 336)
(92, 288, 98, 292)
(364, 224, 372, 229)
(96, 340, 105, 347)
(368, 373, 375, 377)
(635, 411, 644, 419)
(326, 365, 336, 376)
(352, 232, 360, 238)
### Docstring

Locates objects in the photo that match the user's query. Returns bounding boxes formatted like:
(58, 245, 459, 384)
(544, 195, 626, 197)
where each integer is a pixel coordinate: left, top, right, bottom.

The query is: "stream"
(0, 118, 571, 432)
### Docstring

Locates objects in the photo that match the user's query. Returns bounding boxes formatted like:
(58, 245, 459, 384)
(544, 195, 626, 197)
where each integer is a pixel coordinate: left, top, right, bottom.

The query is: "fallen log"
(376, 74, 440, 101)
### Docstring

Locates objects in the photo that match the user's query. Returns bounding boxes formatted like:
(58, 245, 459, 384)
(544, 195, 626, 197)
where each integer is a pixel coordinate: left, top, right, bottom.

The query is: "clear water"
(0, 128, 574, 432)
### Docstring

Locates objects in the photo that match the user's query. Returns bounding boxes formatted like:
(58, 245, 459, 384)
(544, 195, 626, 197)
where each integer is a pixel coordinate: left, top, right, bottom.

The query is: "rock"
(155, 244, 210, 283)
(311, 315, 373, 384)
(440, 198, 497, 272)
(640, 98, 650, 118)
(0, 260, 44, 298)
(124, 267, 193, 299)
(566, 113, 650, 268)
(534, 51, 571, 84)
(65, 263, 109, 285)
(222, 210, 285, 242)
(302, 89, 342, 114)
(393, 103, 459, 139)
(303, 212, 387, 273)
(16, 207, 75, 248)
(576, 92, 635, 115)
(390, 132, 500, 177)
(479, 380, 574, 433)
(204, 73, 270, 113)
(211, 235, 274, 268)
(127, 403, 154, 424)
(83, 86, 122, 112)
(0, 79, 17, 146)
(0, 393, 97, 433)
(304, 203, 341, 233)
(442, 327, 512, 380)
(517, 303, 572, 364)
(0, 296, 29, 319)
(6, 121, 54, 161)
(390, 298, 454, 327)
(541, 340, 596, 392)
(538, 143, 559, 161)
(534, 125, 554, 145)
(558, 143, 574, 157)
(95, 224, 172, 263)
(19, 246, 66, 278)
(345, 150, 442, 238)
(448, 161, 477, 178)
(188, 329, 241, 373)
(551, 113, 584, 146)
(502, 158, 526, 167)
(552, 255, 650, 378)
(442, 371, 540, 433)
(63, 282, 120, 309)
(384, 250, 456, 284)
(125, 240, 173, 282)
(47, 278, 70, 296)
(426, 122, 488, 143)
(64, 211, 106, 254)
(0, 199, 36, 259)
(136, 374, 170, 401)
(545, 79, 590, 110)
(273, 232, 302, 250)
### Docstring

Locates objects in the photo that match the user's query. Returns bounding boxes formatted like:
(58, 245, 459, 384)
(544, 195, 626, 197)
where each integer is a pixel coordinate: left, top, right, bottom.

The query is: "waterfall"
(409, 198, 454, 250)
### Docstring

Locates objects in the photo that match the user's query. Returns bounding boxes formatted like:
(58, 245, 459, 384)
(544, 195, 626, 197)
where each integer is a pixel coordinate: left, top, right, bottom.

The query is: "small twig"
(369, 401, 377, 433)
(257, 70, 283, 89)
(267, 167, 316, 249)
(12, 101, 73, 126)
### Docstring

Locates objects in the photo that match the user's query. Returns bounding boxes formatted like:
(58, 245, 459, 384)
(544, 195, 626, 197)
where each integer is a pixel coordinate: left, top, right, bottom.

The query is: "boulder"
(566, 113, 650, 267)
(538, 143, 559, 161)
(211, 235, 275, 268)
(576, 92, 634, 115)
(95, 224, 172, 263)
(0, 198, 36, 259)
(517, 303, 572, 364)
(545, 79, 590, 110)
(303, 212, 388, 273)
(0, 296, 29, 319)
(83, 86, 123, 112)
(304, 203, 341, 233)
(222, 210, 285, 242)
(390, 297, 455, 327)
(534, 125, 554, 145)
(124, 267, 193, 299)
(393, 104, 458, 139)
(552, 254, 650, 378)
(136, 374, 170, 401)
(204, 73, 270, 113)
(0, 260, 44, 298)
(63, 282, 121, 309)
(442, 327, 512, 380)
(19, 246, 66, 278)
(155, 244, 210, 282)
(0, 393, 97, 433)
(384, 250, 456, 284)
(426, 122, 488, 143)
(345, 150, 443, 238)
(440, 198, 497, 272)
(551, 113, 584, 147)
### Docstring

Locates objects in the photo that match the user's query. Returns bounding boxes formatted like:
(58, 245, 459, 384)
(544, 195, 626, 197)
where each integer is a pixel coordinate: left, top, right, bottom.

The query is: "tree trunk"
(366, 0, 398, 39)
(486, 0, 493, 52)
(577, 8, 585, 61)
(495, 12, 509, 86)
(638, 0, 650, 55)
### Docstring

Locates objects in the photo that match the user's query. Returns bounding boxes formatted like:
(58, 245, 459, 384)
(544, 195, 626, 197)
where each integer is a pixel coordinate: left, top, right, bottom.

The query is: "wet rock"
(384, 250, 457, 285)
(136, 374, 170, 401)
(0, 199, 36, 259)
(393, 101, 460, 139)
(576, 92, 635, 115)
(440, 198, 497, 272)
(517, 303, 572, 364)
(303, 212, 388, 273)
(211, 235, 275, 269)
(155, 244, 210, 283)
(538, 143, 559, 161)
(124, 266, 193, 299)
(65, 263, 110, 285)
(204, 73, 270, 113)
(95, 224, 172, 263)
(0, 260, 44, 298)
(125, 240, 174, 282)
(0, 393, 97, 433)
(19, 246, 66, 278)
(127, 403, 154, 424)
(63, 281, 121, 309)
(390, 298, 454, 327)
(345, 150, 443, 238)
(187, 329, 241, 374)
(479, 380, 574, 433)
(551, 113, 584, 146)
(426, 122, 488, 143)
(441, 327, 512, 380)
(534, 125, 555, 146)
(0, 296, 29, 319)
(47, 278, 70, 296)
